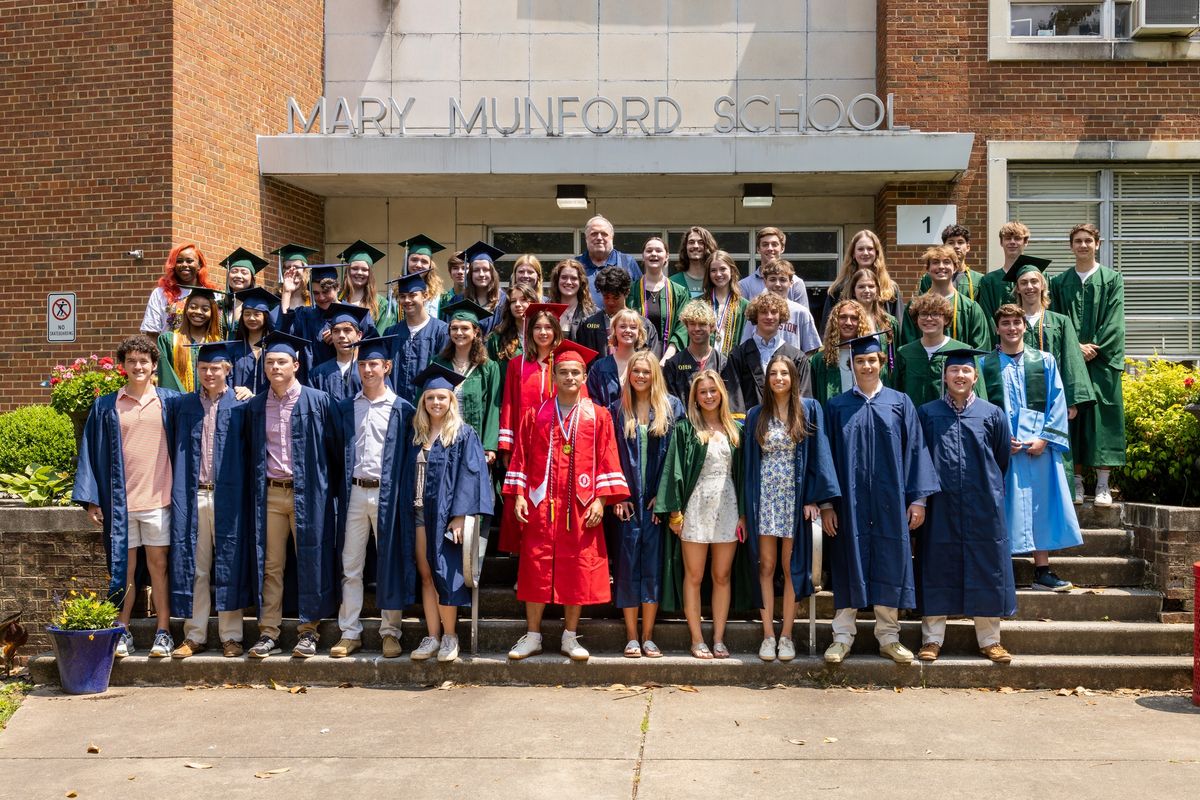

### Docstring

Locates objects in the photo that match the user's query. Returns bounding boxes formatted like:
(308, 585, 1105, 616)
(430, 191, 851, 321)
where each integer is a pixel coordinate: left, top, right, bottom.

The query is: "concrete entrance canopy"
(258, 132, 974, 197)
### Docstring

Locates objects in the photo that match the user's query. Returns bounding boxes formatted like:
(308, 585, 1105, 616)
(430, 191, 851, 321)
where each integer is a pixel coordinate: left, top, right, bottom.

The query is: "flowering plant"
(50, 579, 120, 631)
(1117, 357, 1200, 506)
(48, 354, 127, 415)
(1185, 375, 1198, 407)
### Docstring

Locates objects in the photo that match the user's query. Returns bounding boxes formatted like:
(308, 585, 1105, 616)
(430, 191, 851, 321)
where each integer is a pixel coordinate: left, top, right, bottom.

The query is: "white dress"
(681, 432, 739, 544)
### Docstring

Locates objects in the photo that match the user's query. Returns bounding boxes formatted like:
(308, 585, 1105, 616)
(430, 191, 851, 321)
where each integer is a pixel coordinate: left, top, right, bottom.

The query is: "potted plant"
(47, 355, 127, 447)
(46, 580, 123, 695)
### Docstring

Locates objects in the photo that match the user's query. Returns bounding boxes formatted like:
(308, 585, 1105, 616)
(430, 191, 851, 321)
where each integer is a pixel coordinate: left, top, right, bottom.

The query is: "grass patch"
(0, 680, 32, 730)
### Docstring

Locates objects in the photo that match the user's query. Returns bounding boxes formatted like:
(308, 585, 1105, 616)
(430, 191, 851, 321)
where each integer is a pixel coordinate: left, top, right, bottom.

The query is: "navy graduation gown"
(245, 385, 341, 623)
(741, 400, 841, 604)
(824, 386, 939, 610)
(916, 398, 1016, 618)
(384, 318, 450, 403)
(607, 396, 684, 608)
(231, 337, 310, 394)
(586, 355, 623, 411)
(333, 393, 415, 610)
(308, 358, 363, 403)
(403, 425, 494, 607)
(281, 305, 336, 367)
(72, 388, 181, 605)
(168, 390, 254, 617)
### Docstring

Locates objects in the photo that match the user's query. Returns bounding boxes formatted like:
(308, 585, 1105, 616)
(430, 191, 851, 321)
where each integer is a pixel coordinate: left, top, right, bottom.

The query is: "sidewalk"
(0, 684, 1196, 799)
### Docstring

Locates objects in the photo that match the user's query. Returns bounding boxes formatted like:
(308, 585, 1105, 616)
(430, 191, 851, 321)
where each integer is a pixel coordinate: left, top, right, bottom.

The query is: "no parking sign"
(48, 292, 76, 343)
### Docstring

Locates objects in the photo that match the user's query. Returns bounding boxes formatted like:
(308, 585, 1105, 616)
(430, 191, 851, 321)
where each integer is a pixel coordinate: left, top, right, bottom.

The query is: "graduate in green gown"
(976, 221, 1032, 332)
(432, 299, 503, 462)
(437, 249, 467, 318)
(894, 293, 987, 408)
(156, 286, 224, 392)
(914, 223, 981, 301)
(628, 236, 690, 359)
(1049, 223, 1126, 506)
(670, 226, 718, 300)
(899, 245, 990, 349)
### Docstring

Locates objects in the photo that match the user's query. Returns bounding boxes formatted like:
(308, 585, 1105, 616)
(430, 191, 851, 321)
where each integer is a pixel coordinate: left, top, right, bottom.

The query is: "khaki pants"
(259, 484, 318, 640)
(337, 485, 403, 640)
(921, 616, 1002, 648)
(182, 489, 244, 645)
(832, 606, 901, 646)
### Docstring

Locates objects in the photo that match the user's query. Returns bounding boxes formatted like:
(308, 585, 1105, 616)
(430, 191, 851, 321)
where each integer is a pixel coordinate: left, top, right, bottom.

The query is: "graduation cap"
(942, 348, 991, 367)
(441, 298, 491, 325)
(1003, 254, 1052, 284)
(553, 339, 599, 368)
(219, 247, 268, 275)
(322, 302, 371, 329)
(386, 269, 433, 294)
(177, 284, 225, 303)
(399, 234, 445, 259)
(337, 240, 386, 266)
(261, 330, 309, 358)
(308, 263, 343, 284)
(412, 362, 467, 393)
(189, 340, 239, 364)
(356, 335, 397, 362)
(843, 333, 884, 357)
(461, 241, 505, 265)
(270, 243, 320, 264)
(524, 302, 569, 321)
(235, 286, 281, 313)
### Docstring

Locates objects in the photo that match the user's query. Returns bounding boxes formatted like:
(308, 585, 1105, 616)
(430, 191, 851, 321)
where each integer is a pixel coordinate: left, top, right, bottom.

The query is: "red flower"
(1186, 377, 1196, 389)
(93, 387, 101, 397)
(97, 356, 114, 367)
(49, 377, 60, 386)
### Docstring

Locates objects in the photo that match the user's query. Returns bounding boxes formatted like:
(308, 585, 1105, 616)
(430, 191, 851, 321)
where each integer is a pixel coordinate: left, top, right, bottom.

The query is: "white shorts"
(127, 507, 171, 548)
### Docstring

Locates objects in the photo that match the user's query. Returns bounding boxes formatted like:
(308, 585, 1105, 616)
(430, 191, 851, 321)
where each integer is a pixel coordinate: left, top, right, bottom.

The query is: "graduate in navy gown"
(607, 351, 684, 659)
(328, 335, 414, 660)
(384, 270, 450, 403)
(307, 302, 367, 402)
(168, 341, 252, 658)
(821, 334, 939, 665)
(915, 349, 1016, 664)
(230, 287, 282, 398)
(279, 261, 347, 368)
(243, 330, 341, 659)
(586, 308, 646, 411)
(741, 354, 840, 663)
(406, 363, 495, 663)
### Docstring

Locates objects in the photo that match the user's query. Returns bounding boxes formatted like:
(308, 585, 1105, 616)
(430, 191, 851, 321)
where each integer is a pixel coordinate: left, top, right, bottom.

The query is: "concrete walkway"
(1, 684, 1197, 799)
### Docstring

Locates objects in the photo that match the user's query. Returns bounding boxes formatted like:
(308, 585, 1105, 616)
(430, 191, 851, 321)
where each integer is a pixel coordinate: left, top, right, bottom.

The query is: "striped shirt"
(116, 387, 172, 512)
(198, 387, 227, 484)
(265, 381, 301, 480)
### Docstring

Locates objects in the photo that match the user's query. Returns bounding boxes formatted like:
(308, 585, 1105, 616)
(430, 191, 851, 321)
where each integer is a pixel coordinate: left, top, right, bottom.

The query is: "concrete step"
(116, 617, 1194, 658)
(1011, 556, 1145, 587)
(28, 650, 1191, 692)
(1076, 502, 1122, 529)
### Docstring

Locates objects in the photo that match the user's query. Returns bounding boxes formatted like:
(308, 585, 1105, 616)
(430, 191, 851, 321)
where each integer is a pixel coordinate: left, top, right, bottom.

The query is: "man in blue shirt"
(577, 215, 641, 306)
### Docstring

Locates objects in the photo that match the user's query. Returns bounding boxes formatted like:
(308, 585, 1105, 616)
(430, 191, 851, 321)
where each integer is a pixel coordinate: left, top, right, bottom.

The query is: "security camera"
(128, 249, 144, 259)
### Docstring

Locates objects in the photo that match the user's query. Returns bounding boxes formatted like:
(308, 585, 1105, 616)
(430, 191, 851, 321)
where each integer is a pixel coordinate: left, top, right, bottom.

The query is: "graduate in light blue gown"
(982, 305, 1083, 593)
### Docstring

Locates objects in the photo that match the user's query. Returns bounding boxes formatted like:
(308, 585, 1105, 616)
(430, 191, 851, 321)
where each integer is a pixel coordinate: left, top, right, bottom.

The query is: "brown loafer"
(171, 639, 206, 659)
(381, 634, 403, 658)
(980, 644, 1013, 663)
(330, 638, 361, 658)
(917, 642, 941, 662)
(221, 640, 244, 658)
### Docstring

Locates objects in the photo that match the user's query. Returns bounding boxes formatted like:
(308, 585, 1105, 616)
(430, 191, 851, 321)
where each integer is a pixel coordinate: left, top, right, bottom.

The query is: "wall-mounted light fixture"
(742, 183, 774, 208)
(556, 184, 589, 210)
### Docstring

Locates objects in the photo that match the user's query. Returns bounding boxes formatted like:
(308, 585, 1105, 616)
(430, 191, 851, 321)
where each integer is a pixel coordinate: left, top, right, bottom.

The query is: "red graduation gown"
(503, 398, 628, 605)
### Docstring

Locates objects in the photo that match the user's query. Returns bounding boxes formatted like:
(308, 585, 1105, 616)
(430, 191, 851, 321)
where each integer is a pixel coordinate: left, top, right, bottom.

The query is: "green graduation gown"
(1023, 309, 1096, 410)
(893, 338, 988, 409)
(1049, 265, 1126, 467)
(653, 418, 754, 613)
(810, 346, 894, 406)
(899, 291, 991, 350)
(627, 277, 690, 354)
(431, 354, 502, 453)
(975, 269, 1012, 329)
(916, 266, 981, 302)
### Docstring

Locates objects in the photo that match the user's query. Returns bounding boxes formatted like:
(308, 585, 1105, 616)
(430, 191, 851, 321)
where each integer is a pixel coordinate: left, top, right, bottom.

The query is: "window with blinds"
(1009, 166, 1199, 359)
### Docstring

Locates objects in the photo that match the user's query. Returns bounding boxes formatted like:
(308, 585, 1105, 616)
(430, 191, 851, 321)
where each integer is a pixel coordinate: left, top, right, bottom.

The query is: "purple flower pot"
(47, 626, 122, 695)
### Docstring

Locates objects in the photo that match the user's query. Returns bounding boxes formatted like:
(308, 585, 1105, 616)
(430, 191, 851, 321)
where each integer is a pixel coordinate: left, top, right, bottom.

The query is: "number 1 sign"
(896, 205, 957, 246)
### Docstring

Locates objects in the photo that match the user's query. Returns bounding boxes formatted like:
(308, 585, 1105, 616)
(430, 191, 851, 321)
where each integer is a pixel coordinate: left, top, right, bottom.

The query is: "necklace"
(556, 400, 579, 455)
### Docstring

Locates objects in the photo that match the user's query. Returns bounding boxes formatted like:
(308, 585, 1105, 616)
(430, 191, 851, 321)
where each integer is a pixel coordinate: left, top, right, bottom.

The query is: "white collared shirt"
(352, 387, 398, 480)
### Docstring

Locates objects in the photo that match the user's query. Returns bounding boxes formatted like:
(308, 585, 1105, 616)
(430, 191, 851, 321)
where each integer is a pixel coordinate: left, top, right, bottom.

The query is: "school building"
(3, 0, 1199, 408)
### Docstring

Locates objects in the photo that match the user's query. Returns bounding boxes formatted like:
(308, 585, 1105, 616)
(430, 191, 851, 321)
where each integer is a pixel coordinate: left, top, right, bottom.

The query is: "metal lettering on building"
(285, 94, 908, 136)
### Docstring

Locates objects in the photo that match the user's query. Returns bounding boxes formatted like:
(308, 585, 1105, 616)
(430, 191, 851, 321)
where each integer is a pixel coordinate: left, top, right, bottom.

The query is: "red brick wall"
(0, 1, 175, 409)
(876, 0, 1200, 280)
(0, 0, 325, 413)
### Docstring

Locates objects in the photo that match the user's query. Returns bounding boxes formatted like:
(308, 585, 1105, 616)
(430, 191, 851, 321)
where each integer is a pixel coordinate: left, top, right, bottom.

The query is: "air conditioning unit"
(1131, 0, 1200, 36)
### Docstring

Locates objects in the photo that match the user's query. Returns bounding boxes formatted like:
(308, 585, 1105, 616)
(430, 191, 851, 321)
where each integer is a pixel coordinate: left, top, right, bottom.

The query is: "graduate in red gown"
(503, 340, 628, 662)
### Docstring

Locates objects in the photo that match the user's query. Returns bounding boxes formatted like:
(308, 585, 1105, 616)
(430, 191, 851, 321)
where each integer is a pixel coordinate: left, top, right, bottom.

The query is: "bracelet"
(669, 512, 684, 525)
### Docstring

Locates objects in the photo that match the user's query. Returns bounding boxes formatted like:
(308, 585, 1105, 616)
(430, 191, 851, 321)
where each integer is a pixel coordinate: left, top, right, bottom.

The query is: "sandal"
(712, 641, 730, 659)
(623, 639, 642, 658)
(690, 642, 713, 660)
(642, 640, 662, 659)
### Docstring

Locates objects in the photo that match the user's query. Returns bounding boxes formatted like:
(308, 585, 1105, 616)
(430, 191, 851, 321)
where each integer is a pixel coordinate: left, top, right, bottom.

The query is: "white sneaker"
(437, 635, 460, 663)
(1094, 485, 1113, 506)
(508, 632, 543, 660)
(560, 632, 590, 662)
(1073, 475, 1085, 505)
(114, 630, 134, 659)
(410, 635, 440, 661)
(758, 636, 777, 662)
(777, 636, 796, 662)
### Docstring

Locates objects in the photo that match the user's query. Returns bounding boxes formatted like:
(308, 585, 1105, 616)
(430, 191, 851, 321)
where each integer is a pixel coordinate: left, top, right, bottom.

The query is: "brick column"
(1125, 503, 1200, 622)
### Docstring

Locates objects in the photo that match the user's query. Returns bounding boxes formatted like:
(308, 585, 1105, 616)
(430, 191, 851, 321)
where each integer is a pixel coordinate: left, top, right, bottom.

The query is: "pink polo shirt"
(116, 387, 172, 512)
(265, 381, 301, 480)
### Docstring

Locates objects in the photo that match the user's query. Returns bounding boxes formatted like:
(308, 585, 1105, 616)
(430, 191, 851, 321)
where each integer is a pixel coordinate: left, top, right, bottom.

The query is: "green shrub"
(1116, 357, 1200, 506)
(0, 464, 74, 507)
(0, 405, 76, 475)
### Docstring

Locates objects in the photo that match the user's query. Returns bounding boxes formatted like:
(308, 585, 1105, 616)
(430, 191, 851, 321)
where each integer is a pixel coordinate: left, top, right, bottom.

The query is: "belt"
(352, 477, 381, 488)
(267, 478, 294, 490)
(197, 482, 215, 491)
